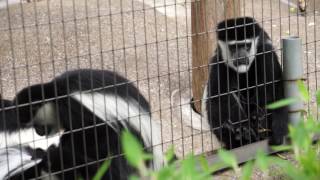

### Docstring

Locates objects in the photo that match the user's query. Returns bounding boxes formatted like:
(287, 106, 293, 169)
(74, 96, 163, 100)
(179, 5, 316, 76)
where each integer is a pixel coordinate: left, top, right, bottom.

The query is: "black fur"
(7, 69, 159, 180)
(217, 17, 261, 41)
(0, 96, 20, 132)
(205, 17, 288, 149)
(14, 69, 150, 133)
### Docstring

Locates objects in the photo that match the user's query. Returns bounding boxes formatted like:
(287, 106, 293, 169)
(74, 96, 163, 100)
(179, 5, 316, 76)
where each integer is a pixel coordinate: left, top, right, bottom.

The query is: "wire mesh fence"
(0, 0, 319, 179)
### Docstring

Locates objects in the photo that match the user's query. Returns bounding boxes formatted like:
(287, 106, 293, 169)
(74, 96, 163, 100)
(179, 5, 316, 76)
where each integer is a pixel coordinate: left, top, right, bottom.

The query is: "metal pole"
(282, 36, 304, 125)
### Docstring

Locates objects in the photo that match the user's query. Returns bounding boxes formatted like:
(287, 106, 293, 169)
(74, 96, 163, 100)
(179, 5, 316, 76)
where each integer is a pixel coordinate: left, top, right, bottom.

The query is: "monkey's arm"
(256, 44, 288, 145)
(206, 61, 248, 149)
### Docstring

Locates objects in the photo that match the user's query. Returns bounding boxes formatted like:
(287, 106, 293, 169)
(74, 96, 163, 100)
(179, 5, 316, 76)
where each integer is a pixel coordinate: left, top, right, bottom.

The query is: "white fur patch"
(171, 89, 210, 131)
(201, 85, 211, 130)
(34, 103, 56, 126)
(0, 147, 41, 179)
(33, 103, 58, 133)
(0, 128, 61, 150)
(236, 65, 249, 73)
(72, 92, 164, 170)
(225, 39, 253, 45)
(218, 37, 259, 73)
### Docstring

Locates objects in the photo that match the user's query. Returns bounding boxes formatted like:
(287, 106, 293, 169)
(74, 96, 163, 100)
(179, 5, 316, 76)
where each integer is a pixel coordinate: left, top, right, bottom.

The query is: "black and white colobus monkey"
(203, 17, 288, 149)
(0, 96, 60, 179)
(7, 69, 164, 179)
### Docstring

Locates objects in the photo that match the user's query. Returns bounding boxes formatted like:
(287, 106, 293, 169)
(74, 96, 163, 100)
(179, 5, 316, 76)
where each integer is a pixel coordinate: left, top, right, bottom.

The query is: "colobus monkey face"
(218, 37, 259, 73)
(216, 17, 262, 73)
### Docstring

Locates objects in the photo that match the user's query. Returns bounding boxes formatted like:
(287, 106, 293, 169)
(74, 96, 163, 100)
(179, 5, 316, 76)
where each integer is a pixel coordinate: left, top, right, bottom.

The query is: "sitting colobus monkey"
(202, 17, 288, 149)
(6, 69, 164, 180)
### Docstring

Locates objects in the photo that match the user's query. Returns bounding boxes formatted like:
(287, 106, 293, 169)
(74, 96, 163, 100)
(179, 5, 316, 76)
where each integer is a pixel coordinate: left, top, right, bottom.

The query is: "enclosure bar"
(282, 36, 304, 125)
(206, 139, 271, 167)
(201, 134, 320, 173)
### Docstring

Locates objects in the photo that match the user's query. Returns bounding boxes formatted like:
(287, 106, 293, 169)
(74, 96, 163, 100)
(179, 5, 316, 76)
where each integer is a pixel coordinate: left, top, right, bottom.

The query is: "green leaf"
(165, 146, 175, 164)
(198, 154, 209, 172)
(180, 154, 197, 179)
(241, 161, 254, 180)
(305, 116, 317, 132)
(208, 161, 226, 174)
(297, 80, 310, 102)
(316, 91, 320, 106)
(289, 122, 311, 150)
(156, 166, 175, 180)
(266, 97, 298, 109)
(93, 160, 111, 180)
(217, 149, 238, 170)
(255, 150, 268, 172)
(267, 157, 300, 179)
(271, 145, 292, 152)
(299, 148, 318, 173)
(121, 131, 145, 168)
(129, 175, 140, 180)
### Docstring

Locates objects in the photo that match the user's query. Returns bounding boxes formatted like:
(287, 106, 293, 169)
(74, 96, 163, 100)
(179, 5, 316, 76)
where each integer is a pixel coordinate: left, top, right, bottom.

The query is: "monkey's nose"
(233, 57, 249, 66)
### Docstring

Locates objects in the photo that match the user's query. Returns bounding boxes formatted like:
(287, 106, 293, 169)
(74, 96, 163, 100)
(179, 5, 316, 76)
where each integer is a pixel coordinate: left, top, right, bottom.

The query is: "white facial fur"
(218, 37, 259, 73)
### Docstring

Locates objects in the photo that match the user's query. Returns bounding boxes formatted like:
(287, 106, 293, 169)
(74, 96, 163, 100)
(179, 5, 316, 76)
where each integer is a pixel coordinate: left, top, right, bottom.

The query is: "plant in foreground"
(94, 80, 320, 180)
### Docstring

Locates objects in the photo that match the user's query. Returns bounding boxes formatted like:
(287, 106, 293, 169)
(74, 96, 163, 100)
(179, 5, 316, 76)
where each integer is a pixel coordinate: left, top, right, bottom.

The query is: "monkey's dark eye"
(34, 124, 46, 136)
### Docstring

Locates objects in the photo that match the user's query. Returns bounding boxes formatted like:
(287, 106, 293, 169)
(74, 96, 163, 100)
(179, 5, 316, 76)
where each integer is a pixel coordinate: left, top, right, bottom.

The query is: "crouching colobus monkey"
(6, 69, 164, 179)
(202, 17, 288, 149)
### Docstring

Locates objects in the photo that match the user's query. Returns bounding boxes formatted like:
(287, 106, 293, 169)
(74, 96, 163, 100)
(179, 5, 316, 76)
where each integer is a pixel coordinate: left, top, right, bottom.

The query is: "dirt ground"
(0, 0, 319, 179)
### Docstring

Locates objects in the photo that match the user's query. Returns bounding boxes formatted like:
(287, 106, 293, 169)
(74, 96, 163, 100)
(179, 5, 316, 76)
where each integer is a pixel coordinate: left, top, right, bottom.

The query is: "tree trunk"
(191, 0, 241, 113)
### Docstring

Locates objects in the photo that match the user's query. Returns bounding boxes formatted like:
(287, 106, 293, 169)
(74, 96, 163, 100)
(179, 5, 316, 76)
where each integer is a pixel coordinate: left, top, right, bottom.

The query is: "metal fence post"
(282, 36, 304, 125)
